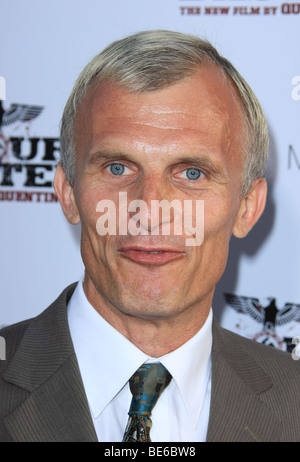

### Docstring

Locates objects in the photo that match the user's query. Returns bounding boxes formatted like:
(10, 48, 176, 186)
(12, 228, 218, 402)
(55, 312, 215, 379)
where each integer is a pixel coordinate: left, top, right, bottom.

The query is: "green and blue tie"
(122, 363, 172, 442)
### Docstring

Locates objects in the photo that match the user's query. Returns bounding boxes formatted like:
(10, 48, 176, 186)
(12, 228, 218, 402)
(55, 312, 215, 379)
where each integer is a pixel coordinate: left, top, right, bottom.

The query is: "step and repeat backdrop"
(0, 0, 299, 354)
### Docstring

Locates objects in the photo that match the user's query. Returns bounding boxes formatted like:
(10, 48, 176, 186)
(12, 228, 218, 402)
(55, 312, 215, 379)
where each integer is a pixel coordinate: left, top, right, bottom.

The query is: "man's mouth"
(118, 246, 185, 265)
(136, 250, 164, 254)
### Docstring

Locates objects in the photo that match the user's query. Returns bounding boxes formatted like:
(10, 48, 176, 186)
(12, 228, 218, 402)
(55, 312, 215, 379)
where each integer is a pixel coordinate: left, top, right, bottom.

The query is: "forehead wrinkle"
(130, 120, 186, 131)
(101, 105, 225, 129)
(92, 112, 228, 142)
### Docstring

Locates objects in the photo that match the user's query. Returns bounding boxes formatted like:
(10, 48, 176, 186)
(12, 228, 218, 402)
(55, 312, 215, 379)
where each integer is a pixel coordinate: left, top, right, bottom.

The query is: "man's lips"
(118, 246, 185, 265)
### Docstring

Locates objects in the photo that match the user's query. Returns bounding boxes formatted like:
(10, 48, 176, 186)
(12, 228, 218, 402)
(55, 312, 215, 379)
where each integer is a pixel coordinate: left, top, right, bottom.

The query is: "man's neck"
(83, 277, 212, 357)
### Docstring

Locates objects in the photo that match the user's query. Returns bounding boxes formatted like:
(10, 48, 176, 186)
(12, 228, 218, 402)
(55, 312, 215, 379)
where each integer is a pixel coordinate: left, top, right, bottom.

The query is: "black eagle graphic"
(224, 293, 300, 332)
(0, 100, 43, 130)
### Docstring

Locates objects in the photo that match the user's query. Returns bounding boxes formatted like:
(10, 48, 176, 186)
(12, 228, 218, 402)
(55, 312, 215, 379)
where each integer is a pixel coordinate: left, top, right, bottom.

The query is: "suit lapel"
(1, 284, 97, 442)
(206, 321, 283, 442)
(3, 355, 97, 442)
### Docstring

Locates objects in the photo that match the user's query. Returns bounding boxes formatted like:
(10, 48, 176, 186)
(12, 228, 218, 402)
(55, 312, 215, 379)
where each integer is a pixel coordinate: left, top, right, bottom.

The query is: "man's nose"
(127, 176, 175, 234)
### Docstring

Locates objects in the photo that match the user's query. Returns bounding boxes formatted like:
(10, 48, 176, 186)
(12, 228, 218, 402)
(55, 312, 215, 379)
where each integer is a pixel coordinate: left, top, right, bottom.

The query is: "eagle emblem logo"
(0, 99, 43, 160)
(224, 293, 300, 350)
(0, 100, 43, 129)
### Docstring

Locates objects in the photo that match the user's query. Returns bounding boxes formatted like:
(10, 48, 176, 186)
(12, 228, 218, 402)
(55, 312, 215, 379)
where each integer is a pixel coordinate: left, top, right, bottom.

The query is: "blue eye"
(109, 164, 125, 175)
(185, 168, 202, 180)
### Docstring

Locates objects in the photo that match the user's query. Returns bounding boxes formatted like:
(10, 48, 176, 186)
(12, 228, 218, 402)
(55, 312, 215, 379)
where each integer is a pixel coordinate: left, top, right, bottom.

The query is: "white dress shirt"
(67, 276, 212, 442)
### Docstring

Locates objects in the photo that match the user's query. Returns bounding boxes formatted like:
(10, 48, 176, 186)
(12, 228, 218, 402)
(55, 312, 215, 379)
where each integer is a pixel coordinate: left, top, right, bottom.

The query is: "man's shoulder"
(214, 321, 300, 381)
(0, 319, 32, 376)
(210, 322, 300, 441)
(0, 283, 78, 367)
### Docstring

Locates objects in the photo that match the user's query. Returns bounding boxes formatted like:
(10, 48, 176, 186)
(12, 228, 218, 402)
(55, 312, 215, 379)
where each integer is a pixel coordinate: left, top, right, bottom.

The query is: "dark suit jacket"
(0, 283, 300, 442)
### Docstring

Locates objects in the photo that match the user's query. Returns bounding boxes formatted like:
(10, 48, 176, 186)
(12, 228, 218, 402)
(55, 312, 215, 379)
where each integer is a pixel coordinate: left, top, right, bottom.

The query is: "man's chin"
(112, 293, 186, 321)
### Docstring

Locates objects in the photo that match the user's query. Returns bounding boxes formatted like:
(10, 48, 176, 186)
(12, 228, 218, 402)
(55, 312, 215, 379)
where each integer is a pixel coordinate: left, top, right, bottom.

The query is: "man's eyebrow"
(87, 150, 134, 166)
(173, 155, 227, 181)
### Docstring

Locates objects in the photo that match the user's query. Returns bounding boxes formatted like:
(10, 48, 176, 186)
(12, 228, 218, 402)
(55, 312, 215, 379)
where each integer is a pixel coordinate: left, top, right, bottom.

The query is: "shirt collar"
(67, 276, 212, 428)
(158, 312, 212, 428)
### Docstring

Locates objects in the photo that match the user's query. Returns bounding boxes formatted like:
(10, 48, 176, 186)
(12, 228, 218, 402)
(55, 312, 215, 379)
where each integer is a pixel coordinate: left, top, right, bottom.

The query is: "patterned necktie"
(122, 363, 172, 442)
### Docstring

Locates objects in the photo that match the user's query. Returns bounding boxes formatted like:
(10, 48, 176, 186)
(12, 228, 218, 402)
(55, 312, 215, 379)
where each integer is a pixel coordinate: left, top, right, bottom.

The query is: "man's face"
(58, 65, 262, 325)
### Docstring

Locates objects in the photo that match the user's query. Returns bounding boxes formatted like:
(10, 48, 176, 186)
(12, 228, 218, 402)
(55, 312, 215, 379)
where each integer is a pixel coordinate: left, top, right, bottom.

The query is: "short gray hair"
(60, 29, 269, 196)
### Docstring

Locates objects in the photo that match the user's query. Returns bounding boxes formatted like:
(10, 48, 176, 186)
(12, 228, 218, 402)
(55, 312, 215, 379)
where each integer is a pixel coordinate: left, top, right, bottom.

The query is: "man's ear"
(233, 178, 267, 239)
(54, 163, 80, 225)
